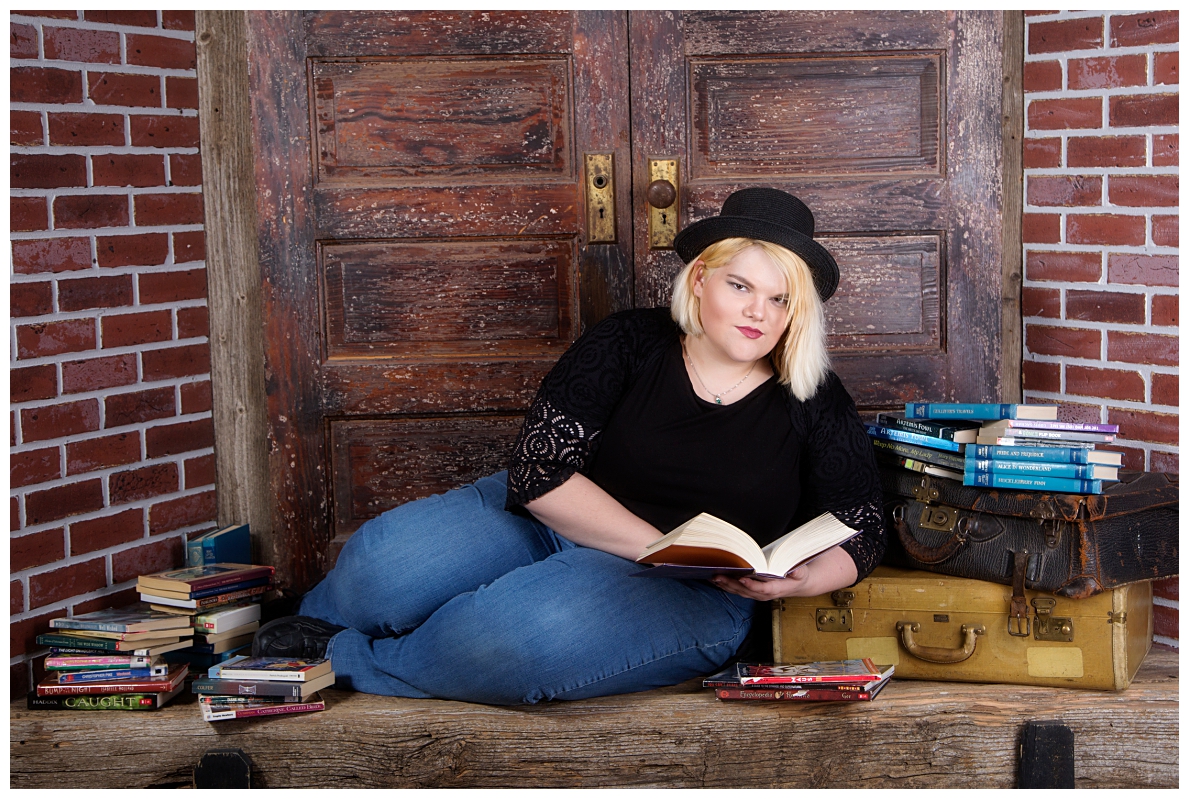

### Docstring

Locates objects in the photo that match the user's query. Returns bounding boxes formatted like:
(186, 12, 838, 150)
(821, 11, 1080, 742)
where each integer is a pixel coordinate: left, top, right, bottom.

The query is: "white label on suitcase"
(846, 637, 900, 666)
(1027, 647, 1084, 678)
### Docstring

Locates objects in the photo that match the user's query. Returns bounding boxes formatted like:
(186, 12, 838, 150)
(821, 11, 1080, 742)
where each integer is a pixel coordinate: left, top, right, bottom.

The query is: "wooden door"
(247, 11, 1007, 590)
(246, 11, 632, 589)
(630, 10, 1005, 411)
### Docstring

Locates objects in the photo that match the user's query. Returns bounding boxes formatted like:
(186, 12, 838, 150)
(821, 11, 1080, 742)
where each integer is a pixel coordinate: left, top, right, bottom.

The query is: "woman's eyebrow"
(725, 273, 787, 299)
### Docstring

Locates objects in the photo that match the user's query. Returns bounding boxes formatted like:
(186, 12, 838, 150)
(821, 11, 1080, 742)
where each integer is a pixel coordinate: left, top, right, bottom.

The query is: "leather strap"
(1009, 550, 1031, 636)
(893, 513, 966, 564)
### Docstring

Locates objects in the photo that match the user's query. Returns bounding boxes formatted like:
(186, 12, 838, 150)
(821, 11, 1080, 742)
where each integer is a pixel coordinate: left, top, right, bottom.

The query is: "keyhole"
(661, 213, 668, 224)
(599, 208, 605, 219)
(592, 175, 608, 189)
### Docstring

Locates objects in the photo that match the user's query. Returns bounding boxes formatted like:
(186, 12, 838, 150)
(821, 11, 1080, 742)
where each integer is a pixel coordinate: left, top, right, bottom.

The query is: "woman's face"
(692, 245, 791, 364)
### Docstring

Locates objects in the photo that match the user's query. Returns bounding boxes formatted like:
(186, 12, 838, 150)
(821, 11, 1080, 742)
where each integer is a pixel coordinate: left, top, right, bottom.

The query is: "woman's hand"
(711, 544, 858, 600)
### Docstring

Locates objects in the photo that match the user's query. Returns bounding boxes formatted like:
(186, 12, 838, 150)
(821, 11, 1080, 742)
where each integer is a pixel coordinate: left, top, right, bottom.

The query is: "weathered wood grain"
(10, 648, 1177, 788)
(195, 11, 274, 562)
(683, 10, 950, 54)
(1000, 11, 1025, 403)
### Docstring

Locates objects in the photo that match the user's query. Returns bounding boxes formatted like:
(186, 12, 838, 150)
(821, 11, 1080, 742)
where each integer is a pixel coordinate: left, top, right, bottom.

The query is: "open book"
(633, 511, 858, 580)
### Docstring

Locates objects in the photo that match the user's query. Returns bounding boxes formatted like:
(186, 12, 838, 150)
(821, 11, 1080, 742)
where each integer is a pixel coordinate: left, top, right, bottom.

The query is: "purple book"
(990, 419, 1119, 433)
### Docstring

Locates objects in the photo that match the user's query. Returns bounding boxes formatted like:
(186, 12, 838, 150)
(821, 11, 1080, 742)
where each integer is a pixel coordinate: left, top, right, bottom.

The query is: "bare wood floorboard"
(10, 647, 1177, 788)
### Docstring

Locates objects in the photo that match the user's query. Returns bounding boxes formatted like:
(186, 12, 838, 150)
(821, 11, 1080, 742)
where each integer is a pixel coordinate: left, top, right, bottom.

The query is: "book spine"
(983, 428, 1112, 443)
(979, 436, 1096, 450)
(56, 667, 155, 683)
(35, 634, 119, 651)
(864, 423, 962, 452)
(49, 620, 141, 633)
(45, 656, 153, 669)
(876, 413, 970, 440)
(186, 532, 209, 568)
(967, 444, 1088, 463)
(715, 687, 875, 701)
(218, 669, 311, 682)
(869, 437, 966, 470)
(964, 458, 1096, 479)
(38, 678, 177, 696)
(190, 679, 306, 698)
(204, 700, 325, 720)
(906, 403, 1017, 419)
(26, 692, 166, 711)
(740, 674, 882, 685)
(993, 419, 1119, 433)
(963, 472, 1102, 493)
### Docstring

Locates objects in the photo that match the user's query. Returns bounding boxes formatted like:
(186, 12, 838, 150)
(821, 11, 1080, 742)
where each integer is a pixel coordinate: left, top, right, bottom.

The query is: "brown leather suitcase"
(879, 463, 1178, 601)
(774, 566, 1153, 691)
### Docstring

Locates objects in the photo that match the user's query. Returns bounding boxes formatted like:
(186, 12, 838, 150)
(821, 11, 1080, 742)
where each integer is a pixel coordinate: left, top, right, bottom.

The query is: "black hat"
(672, 188, 840, 302)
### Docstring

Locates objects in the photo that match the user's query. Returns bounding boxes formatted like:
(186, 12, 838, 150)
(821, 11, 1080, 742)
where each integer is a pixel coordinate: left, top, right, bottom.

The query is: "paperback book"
(137, 563, 274, 596)
(194, 603, 262, 634)
(36, 663, 188, 697)
(726, 659, 892, 686)
(864, 423, 964, 453)
(869, 437, 966, 471)
(963, 472, 1102, 494)
(904, 403, 1058, 421)
(713, 680, 889, 702)
(875, 412, 980, 443)
(139, 575, 273, 601)
(200, 695, 326, 722)
(48, 605, 196, 634)
(633, 512, 858, 580)
(190, 671, 336, 699)
(215, 656, 333, 683)
(36, 633, 191, 655)
(965, 458, 1118, 481)
(26, 684, 185, 711)
(967, 444, 1122, 466)
(45, 654, 158, 670)
(143, 583, 270, 610)
(56, 664, 169, 683)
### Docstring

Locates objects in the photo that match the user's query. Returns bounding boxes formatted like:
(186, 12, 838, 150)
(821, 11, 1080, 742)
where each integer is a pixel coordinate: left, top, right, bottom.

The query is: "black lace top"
(506, 308, 886, 584)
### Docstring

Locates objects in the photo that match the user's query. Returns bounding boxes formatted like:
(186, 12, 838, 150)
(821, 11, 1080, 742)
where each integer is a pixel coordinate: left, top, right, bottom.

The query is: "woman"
(253, 188, 884, 705)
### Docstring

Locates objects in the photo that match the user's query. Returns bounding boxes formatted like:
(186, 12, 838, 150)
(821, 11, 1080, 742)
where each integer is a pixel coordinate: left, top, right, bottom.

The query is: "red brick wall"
(1023, 11, 1179, 647)
(10, 10, 212, 696)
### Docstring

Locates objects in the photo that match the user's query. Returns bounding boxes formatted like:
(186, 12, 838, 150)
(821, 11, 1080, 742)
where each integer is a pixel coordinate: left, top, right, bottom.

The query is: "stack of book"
(28, 606, 193, 711)
(137, 563, 275, 673)
(865, 408, 978, 481)
(704, 658, 893, 702)
(899, 402, 1122, 494)
(191, 655, 335, 722)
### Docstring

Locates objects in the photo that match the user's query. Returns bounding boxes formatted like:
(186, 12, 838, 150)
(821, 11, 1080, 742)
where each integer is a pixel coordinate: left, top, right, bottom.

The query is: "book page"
(761, 513, 858, 577)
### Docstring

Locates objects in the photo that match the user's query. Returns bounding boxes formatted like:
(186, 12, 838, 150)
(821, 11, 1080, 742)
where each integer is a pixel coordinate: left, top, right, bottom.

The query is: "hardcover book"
(905, 402, 1058, 421)
(25, 684, 185, 711)
(864, 423, 964, 453)
(137, 563, 274, 595)
(49, 627, 189, 642)
(967, 444, 1122, 466)
(191, 671, 336, 699)
(978, 418, 1119, 434)
(963, 472, 1103, 494)
(965, 458, 1118, 481)
(138, 575, 273, 601)
(187, 523, 251, 568)
(975, 435, 1098, 450)
(36, 663, 188, 697)
(56, 665, 167, 683)
(45, 654, 158, 670)
(633, 512, 858, 580)
(978, 422, 1114, 444)
(215, 656, 333, 683)
(875, 412, 979, 443)
(48, 605, 196, 634)
(869, 437, 966, 471)
(875, 452, 963, 481)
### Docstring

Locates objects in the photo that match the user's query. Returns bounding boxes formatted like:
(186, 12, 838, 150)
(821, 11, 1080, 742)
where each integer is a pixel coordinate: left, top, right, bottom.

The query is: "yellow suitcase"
(773, 566, 1153, 691)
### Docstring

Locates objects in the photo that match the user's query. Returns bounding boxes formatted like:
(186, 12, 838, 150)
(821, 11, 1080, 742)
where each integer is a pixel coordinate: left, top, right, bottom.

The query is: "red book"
(35, 664, 188, 697)
(715, 680, 888, 702)
(736, 659, 892, 685)
(137, 564, 274, 595)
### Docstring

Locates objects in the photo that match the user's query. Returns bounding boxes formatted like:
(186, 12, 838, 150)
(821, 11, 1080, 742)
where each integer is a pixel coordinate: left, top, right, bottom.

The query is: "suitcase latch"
(1031, 597, 1074, 642)
(919, 505, 959, 533)
(913, 476, 941, 503)
(816, 591, 855, 632)
(1108, 611, 1128, 625)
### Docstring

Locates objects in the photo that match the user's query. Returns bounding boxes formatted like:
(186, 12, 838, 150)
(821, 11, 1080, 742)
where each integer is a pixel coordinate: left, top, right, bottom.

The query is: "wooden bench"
(10, 646, 1177, 788)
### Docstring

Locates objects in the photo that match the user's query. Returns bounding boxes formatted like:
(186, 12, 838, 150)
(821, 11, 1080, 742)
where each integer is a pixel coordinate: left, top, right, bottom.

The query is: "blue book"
(965, 458, 1118, 481)
(968, 444, 1122, 466)
(187, 524, 251, 567)
(865, 423, 963, 453)
(905, 403, 1058, 421)
(56, 667, 160, 683)
(963, 471, 1102, 494)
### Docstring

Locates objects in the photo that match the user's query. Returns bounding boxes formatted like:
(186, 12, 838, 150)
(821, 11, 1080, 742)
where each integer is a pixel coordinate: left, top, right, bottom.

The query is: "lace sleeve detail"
(505, 395, 600, 508)
(834, 500, 886, 584)
(793, 372, 886, 585)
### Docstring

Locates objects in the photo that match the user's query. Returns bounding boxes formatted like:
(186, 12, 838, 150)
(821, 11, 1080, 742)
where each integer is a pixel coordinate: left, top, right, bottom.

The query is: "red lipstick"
(736, 326, 763, 339)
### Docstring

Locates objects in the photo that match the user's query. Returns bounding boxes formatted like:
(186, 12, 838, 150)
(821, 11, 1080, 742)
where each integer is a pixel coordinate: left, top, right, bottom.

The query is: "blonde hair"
(670, 237, 830, 401)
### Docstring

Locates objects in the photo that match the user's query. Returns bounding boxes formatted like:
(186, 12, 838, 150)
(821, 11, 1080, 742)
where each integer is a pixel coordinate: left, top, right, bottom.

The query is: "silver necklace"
(683, 344, 756, 405)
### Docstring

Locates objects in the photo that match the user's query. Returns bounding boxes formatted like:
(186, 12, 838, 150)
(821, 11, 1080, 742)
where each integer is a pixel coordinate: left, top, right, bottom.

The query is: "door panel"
(248, 11, 632, 589)
(630, 10, 1004, 414)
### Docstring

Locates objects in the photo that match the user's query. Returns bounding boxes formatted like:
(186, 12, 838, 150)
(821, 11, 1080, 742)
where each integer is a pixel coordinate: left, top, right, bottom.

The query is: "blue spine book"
(965, 458, 1104, 479)
(186, 530, 213, 567)
(864, 423, 963, 452)
(905, 403, 1057, 420)
(202, 524, 251, 565)
(57, 667, 157, 683)
(963, 472, 1102, 494)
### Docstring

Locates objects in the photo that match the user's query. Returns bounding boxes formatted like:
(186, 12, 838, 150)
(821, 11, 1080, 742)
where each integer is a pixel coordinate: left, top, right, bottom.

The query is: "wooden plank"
(10, 648, 1177, 788)
(1000, 11, 1025, 403)
(194, 11, 274, 562)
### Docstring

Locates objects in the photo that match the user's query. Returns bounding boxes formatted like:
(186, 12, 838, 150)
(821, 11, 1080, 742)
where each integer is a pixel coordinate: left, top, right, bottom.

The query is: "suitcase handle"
(891, 508, 967, 564)
(896, 621, 985, 664)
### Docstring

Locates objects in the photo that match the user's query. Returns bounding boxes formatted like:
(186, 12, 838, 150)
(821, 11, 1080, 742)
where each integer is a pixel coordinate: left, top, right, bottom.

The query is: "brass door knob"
(646, 179, 677, 208)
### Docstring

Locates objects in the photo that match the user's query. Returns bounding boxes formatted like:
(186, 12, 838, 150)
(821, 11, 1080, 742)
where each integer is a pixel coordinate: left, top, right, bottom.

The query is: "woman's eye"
(772, 296, 789, 307)
(730, 282, 748, 292)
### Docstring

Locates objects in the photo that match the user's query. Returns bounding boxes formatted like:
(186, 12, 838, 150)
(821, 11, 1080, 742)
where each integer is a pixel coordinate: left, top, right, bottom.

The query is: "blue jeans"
(299, 472, 755, 705)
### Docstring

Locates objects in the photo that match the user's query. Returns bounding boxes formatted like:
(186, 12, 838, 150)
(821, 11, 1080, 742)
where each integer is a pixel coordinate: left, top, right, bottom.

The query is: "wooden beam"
(1000, 10, 1025, 403)
(195, 11, 274, 564)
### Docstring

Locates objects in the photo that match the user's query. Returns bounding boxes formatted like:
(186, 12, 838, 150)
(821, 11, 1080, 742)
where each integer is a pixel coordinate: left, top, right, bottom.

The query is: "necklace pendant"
(714, 396, 722, 405)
